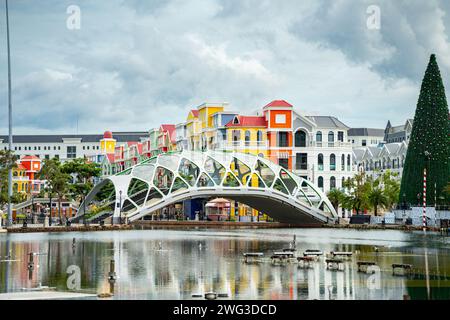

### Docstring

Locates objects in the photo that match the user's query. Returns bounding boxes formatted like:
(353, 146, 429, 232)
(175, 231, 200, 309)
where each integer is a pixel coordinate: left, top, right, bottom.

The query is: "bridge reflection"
(2, 229, 450, 300)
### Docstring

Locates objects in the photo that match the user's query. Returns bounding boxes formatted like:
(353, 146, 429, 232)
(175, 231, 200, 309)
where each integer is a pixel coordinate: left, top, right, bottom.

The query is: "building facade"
(384, 119, 413, 144)
(0, 132, 148, 162)
(292, 113, 354, 194)
(348, 128, 385, 147)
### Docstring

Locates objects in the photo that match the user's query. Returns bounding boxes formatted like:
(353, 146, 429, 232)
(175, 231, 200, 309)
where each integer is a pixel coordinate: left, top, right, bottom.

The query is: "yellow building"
(222, 114, 270, 220)
(224, 115, 269, 158)
(197, 103, 228, 151)
(12, 163, 29, 193)
(186, 109, 201, 151)
(100, 131, 117, 154)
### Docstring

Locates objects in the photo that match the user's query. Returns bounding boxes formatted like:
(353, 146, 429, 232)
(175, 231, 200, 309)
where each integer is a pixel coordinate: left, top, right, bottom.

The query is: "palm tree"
(327, 188, 346, 213)
(368, 187, 389, 216)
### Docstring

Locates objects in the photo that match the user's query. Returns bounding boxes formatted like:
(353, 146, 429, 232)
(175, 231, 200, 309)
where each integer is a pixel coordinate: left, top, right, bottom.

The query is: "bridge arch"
(74, 151, 338, 225)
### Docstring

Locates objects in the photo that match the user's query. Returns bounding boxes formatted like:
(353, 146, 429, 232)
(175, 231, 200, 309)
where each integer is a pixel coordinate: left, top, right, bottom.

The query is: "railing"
(215, 141, 268, 150)
(307, 141, 352, 148)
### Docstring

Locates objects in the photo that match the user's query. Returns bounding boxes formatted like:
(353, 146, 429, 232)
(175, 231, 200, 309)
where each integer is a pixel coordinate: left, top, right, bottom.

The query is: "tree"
(39, 158, 71, 224)
(399, 54, 450, 205)
(0, 150, 18, 208)
(380, 170, 400, 210)
(368, 187, 389, 216)
(61, 158, 101, 202)
(342, 172, 371, 214)
(327, 188, 346, 213)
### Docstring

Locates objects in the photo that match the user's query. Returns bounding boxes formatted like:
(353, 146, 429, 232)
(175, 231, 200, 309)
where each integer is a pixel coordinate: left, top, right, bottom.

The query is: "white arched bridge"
(72, 151, 337, 225)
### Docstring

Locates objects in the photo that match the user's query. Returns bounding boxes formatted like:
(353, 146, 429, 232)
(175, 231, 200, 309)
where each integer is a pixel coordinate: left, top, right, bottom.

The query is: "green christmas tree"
(399, 54, 450, 206)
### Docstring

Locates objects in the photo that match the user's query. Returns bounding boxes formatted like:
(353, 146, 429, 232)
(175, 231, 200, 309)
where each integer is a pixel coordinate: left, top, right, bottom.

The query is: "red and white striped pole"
(423, 168, 427, 232)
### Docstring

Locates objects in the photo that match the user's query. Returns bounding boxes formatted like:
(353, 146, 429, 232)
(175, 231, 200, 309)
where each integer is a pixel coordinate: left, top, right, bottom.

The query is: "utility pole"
(5, 0, 13, 226)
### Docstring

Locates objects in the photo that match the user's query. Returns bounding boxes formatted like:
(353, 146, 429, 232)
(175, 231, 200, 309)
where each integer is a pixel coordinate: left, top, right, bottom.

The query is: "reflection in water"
(0, 228, 449, 300)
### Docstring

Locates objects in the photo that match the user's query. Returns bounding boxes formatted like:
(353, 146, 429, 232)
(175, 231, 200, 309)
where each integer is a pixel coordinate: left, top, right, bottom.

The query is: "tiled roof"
(348, 128, 384, 137)
(21, 155, 40, 161)
(264, 100, 293, 108)
(306, 116, 349, 129)
(225, 116, 267, 127)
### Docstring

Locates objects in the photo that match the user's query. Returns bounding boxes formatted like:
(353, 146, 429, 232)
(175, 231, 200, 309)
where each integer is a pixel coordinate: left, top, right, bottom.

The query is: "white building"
(0, 132, 148, 162)
(175, 123, 188, 151)
(353, 141, 408, 179)
(292, 113, 355, 194)
(348, 128, 385, 147)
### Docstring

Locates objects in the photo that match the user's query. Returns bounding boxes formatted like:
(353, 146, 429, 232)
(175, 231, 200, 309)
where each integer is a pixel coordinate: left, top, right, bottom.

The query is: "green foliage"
(61, 158, 101, 201)
(326, 188, 346, 212)
(39, 158, 70, 221)
(400, 54, 450, 204)
(339, 171, 400, 215)
(0, 150, 18, 207)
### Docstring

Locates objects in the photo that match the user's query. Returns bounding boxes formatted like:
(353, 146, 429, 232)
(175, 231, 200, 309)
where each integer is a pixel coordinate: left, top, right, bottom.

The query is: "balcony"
(307, 141, 352, 148)
(214, 141, 268, 151)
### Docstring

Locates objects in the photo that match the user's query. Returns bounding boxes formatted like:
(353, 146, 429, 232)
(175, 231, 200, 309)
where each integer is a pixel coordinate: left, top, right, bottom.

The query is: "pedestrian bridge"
(72, 151, 338, 225)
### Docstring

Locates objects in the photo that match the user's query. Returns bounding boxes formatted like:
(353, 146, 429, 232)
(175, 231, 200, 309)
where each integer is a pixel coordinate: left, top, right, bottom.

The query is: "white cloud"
(0, 0, 449, 135)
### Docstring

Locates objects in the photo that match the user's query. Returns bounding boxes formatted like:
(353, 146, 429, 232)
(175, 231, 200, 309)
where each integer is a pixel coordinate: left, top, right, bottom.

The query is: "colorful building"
(158, 124, 177, 153)
(261, 100, 294, 170)
(186, 109, 201, 151)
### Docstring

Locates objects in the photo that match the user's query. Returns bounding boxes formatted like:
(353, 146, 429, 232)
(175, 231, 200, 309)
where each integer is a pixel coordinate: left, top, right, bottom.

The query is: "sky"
(1, 0, 450, 135)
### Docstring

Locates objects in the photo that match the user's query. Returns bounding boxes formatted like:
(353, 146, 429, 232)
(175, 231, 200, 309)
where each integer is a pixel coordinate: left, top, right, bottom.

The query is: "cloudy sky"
(1, 0, 450, 134)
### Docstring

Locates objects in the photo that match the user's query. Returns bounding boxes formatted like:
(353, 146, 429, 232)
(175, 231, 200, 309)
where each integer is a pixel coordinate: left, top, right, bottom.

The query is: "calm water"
(1, 228, 450, 300)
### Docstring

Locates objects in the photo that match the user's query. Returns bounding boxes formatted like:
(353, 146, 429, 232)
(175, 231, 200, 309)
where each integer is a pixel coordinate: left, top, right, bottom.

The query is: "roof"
(0, 132, 148, 144)
(348, 128, 385, 137)
(190, 110, 199, 117)
(160, 124, 176, 142)
(264, 100, 293, 108)
(305, 116, 349, 129)
(225, 115, 267, 127)
(16, 163, 27, 170)
(21, 155, 40, 161)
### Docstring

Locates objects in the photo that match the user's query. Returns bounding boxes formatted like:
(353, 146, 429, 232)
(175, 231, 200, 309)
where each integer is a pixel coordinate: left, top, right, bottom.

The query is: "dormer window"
(233, 116, 240, 124)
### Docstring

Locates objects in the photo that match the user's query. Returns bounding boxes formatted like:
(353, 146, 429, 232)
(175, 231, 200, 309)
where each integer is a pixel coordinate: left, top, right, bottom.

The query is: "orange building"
(18, 155, 43, 194)
(263, 100, 294, 170)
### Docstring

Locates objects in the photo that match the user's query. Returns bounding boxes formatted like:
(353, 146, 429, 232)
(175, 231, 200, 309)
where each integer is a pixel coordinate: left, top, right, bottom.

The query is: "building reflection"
(1, 231, 450, 300)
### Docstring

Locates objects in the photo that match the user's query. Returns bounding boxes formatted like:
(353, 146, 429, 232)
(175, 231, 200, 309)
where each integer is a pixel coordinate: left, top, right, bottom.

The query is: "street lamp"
(5, 0, 13, 227)
(118, 190, 122, 225)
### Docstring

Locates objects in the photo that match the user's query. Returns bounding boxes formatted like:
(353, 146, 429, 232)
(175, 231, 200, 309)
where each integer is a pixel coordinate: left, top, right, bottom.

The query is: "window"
(277, 132, 289, 147)
(318, 154, 324, 171)
(67, 146, 77, 159)
(295, 130, 307, 147)
(232, 130, 241, 143)
(45, 155, 50, 160)
(330, 154, 336, 171)
(83, 146, 85, 150)
(55, 155, 59, 160)
(257, 130, 263, 142)
(362, 140, 367, 146)
(275, 114, 286, 124)
(338, 131, 344, 142)
(34, 146, 37, 150)
(278, 158, 289, 169)
(341, 154, 345, 171)
(316, 131, 322, 142)
(245, 131, 251, 146)
(328, 131, 334, 142)
(330, 176, 336, 190)
(318, 176, 324, 189)
(347, 154, 351, 171)
(296, 153, 308, 170)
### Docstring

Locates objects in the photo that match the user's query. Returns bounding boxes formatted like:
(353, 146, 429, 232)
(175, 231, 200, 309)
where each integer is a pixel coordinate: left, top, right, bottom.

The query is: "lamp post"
(118, 190, 122, 225)
(5, 0, 13, 226)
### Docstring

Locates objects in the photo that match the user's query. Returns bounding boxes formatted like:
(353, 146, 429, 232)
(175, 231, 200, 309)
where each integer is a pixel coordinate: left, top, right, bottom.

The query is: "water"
(1, 228, 450, 300)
